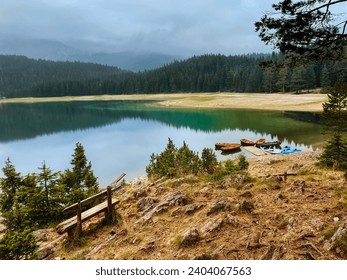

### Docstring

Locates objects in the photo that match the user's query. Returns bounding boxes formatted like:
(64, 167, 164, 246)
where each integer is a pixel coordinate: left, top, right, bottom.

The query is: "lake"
(0, 100, 324, 186)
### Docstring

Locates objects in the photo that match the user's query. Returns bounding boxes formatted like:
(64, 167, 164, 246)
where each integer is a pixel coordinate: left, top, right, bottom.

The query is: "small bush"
(0, 228, 37, 260)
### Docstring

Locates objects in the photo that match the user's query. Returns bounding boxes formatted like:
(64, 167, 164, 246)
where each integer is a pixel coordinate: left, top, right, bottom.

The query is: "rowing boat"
(240, 139, 255, 146)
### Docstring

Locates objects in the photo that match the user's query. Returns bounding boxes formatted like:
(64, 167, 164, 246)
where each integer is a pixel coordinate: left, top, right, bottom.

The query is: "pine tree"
(276, 66, 290, 93)
(320, 79, 347, 169)
(290, 66, 305, 93)
(201, 148, 218, 174)
(0, 158, 22, 214)
(321, 65, 331, 92)
(60, 143, 99, 205)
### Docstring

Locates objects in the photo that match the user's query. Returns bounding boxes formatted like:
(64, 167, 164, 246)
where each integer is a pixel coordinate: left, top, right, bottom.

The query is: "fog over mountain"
(0, 36, 179, 71)
(0, 0, 276, 69)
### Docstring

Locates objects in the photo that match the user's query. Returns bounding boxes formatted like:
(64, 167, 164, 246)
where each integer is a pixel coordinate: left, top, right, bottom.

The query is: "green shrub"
(0, 228, 37, 260)
(237, 154, 249, 171)
(201, 148, 218, 174)
(145, 139, 250, 181)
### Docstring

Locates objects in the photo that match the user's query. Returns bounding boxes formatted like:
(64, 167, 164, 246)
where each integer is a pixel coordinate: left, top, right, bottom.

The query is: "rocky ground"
(35, 151, 347, 260)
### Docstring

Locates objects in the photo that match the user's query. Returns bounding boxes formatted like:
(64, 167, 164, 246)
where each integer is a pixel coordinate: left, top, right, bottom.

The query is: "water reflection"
(0, 100, 325, 185)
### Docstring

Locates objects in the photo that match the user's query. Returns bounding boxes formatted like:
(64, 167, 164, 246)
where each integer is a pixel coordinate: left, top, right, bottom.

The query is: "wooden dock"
(242, 146, 269, 156)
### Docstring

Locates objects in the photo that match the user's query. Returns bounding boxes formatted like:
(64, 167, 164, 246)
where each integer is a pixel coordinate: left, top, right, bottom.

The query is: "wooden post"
(106, 186, 113, 220)
(284, 171, 287, 182)
(76, 200, 82, 237)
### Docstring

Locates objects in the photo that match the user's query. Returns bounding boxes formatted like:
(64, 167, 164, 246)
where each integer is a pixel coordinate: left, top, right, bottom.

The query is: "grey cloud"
(0, 0, 275, 56)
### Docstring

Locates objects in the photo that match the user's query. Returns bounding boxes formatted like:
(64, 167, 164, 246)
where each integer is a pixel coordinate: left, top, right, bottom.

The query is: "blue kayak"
(280, 145, 301, 154)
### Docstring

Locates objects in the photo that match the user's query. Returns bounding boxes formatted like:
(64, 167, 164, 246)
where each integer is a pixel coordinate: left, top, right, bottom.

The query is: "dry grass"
(44, 151, 347, 260)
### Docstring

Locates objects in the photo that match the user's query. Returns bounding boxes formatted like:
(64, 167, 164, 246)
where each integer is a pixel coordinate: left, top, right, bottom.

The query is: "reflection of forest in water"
(0, 100, 324, 147)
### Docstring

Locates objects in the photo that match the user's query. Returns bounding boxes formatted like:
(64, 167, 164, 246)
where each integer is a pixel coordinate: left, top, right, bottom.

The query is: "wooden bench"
(259, 171, 297, 182)
(56, 173, 125, 239)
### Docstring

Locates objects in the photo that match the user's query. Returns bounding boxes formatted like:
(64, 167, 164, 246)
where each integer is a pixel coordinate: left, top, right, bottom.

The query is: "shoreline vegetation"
(17, 150, 347, 260)
(0, 92, 327, 112)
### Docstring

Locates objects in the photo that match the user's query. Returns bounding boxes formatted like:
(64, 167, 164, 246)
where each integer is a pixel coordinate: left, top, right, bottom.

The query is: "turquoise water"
(0, 100, 323, 186)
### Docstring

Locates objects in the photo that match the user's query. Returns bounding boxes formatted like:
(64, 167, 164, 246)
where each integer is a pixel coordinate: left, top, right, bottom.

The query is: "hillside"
(0, 55, 123, 98)
(1, 53, 346, 98)
(34, 151, 347, 260)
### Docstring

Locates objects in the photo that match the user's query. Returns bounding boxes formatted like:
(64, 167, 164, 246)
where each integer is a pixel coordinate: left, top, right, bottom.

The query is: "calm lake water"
(0, 100, 324, 186)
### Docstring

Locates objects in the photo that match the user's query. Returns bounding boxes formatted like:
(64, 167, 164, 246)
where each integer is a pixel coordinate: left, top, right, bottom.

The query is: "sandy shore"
(0, 92, 327, 111)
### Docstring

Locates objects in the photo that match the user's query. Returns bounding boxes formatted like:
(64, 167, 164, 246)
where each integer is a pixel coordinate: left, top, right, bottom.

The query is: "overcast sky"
(0, 0, 276, 56)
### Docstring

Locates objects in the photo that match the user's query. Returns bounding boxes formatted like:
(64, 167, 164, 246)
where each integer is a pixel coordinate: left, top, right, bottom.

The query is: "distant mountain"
(0, 37, 180, 71)
(71, 51, 179, 72)
(0, 38, 80, 61)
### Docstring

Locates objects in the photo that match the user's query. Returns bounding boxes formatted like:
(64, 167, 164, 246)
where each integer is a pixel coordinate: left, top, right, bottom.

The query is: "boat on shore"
(281, 145, 301, 154)
(215, 143, 230, 150)
(259, 145, 301, 155)
(220, 143, 241, 153)
(240, 139, 255, 146)
(255, 139, 281, 148)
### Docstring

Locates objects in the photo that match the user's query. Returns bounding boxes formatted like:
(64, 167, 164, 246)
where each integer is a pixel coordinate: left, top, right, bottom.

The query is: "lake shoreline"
(0, 92, 327, 112)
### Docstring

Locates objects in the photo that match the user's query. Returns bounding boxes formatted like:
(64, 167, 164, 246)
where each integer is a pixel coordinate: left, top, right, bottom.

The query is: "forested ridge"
(0, 55, 124, 98)
(0, 53, 346, 98)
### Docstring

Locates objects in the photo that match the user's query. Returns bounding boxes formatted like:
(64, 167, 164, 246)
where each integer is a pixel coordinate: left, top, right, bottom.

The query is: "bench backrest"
(63, 172, 126, 215)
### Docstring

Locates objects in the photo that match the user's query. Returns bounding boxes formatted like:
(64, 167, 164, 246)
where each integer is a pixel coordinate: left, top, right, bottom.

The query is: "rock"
(37, 235, 65, 260)
(201, 217, 224, 234)
(185, 203, 204, 215)
(291, 180, 306, 194)
(165, 191, 191, 206)
(137, 197, 158, 211)
(133, 188, 148, 199)
(207, 200, 230, 216)
(155, 186, 166, 195)
(326, 222, 347, 255)
(225, 214, 240, 227)
(180, 227, 200, 247)
(135, 192, 190, 225)
(237, 200, 254, 212)
(34, 229, 52, 244)
(235, 174, 247, 184)
(333, 217, 340, 222)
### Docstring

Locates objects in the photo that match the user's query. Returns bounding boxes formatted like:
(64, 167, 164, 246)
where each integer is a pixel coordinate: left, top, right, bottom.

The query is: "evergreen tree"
(303, 65, 316, 93)
(290, 66, 306, 93)
(60, 143, 99, 205)
(321, 65, 331, 92)
(201, 148, 218, 174)
(255, 0, 347, 65)
(320, 79, 347, 169)
(276, 66, 290, 93)
(37, 162, 62, 219)
(176, 142, 201, 176)
(0, 158, 22, 214)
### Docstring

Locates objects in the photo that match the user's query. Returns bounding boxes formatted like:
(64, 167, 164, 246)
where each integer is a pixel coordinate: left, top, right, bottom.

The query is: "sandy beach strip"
(0, 92, 327, 112)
